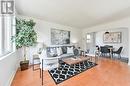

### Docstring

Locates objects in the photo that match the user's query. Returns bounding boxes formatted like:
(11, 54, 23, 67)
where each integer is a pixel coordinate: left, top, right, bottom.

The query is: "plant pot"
(20, 60, 29, 71)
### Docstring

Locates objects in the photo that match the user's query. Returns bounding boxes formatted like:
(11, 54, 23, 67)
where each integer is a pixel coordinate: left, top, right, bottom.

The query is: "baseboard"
(101, 56, 129, 63)
(6, 69, 18, 86)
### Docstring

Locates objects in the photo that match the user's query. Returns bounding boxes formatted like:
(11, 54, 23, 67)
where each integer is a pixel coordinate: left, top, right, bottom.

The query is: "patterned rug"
(48, 60, 97, 84)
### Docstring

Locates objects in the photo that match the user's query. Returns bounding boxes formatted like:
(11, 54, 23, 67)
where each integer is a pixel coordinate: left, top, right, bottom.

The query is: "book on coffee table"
(62, 56, 91, 65)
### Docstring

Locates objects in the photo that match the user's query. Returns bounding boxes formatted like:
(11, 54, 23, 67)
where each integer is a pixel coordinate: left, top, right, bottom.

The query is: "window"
(86, 33, 91, 43)
(0, 15, 15, 57)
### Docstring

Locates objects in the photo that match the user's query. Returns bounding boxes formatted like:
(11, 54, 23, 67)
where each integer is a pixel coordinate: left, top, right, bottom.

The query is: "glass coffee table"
(62, 56, 91, 65)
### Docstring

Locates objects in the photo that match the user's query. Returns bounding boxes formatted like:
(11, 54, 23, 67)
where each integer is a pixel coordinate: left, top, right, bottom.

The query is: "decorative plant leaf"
(12, 18, 37, 49)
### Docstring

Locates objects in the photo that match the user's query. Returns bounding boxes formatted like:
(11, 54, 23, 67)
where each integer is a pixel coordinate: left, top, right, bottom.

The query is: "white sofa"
(39, 46, 75, 70)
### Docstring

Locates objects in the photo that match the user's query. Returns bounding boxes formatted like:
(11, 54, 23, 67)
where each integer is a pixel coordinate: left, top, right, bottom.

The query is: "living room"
(1, 0, 130, 86)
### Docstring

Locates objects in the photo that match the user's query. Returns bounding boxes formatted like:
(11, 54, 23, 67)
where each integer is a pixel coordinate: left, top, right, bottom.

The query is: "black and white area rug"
(48, 60, 97, 84)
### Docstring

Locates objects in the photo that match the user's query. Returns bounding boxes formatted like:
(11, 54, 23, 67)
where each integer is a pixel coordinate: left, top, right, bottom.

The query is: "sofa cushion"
(60, 53, 74, 58)
(67, 47, 74, 54)
(61, 46, 67, 54)
(47, 48, 57, 57)
(47, 46, 74, 57)
(56, 47, 62, 56)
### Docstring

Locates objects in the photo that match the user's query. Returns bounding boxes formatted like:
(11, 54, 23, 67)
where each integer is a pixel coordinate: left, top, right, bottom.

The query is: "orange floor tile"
(11, 58, 130, 86)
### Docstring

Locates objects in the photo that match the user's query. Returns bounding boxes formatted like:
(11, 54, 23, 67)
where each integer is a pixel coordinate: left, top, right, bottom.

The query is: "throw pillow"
(56, 47, 63, 56)
(62, 46, 67, 54)
(50, 48, 57, 57)
(67, 47, 74, 54)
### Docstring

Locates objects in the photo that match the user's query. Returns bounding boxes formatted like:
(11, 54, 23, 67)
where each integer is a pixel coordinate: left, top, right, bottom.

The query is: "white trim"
(6, 70, 17, 86)
(0, 15, 15, 58)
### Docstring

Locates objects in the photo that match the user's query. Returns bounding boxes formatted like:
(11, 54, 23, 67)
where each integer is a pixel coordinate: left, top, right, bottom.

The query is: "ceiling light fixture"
(105, 31, 109, 34)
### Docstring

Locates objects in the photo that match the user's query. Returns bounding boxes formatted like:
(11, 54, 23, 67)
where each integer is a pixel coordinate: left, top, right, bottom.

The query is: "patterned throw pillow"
(56, 47, 63, 56)
(50, 48, 57, 57)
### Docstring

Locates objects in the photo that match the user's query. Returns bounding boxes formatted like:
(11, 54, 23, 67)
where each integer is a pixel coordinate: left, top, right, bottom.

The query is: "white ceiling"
(16, 0, 130, 28)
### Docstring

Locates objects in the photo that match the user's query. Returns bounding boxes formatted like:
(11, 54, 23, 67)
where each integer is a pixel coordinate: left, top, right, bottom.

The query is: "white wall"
(18, 15, 81, 46)
(82, 17, 130, 64)
(0, 50, 21, 86)
(129, 28, 130, 65)
(17, 15, 82, 63)
(95, 28, 128, 57)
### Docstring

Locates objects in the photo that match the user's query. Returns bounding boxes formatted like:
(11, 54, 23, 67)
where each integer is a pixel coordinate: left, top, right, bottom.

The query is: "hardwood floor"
(11, 58, 130, 86)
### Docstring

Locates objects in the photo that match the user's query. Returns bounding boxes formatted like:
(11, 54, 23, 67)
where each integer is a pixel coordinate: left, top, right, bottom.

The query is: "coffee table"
(62, 56, 91, 65)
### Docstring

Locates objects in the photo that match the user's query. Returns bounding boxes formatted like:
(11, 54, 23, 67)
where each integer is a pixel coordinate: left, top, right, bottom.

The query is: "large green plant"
(12, 18, 37, 60)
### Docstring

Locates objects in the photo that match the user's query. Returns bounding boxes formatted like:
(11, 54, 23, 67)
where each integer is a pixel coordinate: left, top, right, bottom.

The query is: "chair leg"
(117, 54, 120, 59)
(117, 54, 119, 59)
(119, 54, 121, 59)
(33, 60, 34, 71)
(40, 68, 41, 78)
(113, 53, 115, 59)
(42, 59, 43, 85)
(95, 56, 98, 63)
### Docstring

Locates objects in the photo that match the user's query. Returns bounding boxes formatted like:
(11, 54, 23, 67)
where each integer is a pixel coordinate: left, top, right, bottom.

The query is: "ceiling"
(16, 0, 130, 28)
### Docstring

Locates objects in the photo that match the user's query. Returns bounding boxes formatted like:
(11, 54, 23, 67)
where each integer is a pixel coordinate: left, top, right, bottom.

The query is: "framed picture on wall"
(51, 28, 70, 45)
(103, 32, 121, 43)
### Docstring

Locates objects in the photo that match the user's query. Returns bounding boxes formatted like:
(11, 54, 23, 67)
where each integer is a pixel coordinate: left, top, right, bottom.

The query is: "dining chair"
(100, 46, 110, 57)
(112, 47, 123, 59)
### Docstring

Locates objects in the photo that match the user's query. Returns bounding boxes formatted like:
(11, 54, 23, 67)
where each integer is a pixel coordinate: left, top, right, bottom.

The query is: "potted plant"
(12, 18, 37, 70)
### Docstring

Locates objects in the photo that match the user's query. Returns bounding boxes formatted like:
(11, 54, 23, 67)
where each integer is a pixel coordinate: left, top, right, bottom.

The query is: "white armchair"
(39, 49, 60, 70)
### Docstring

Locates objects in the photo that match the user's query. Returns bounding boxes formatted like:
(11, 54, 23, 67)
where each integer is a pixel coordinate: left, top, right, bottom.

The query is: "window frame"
(0, 14, 15, 57)
(86, 33, 91, 43)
